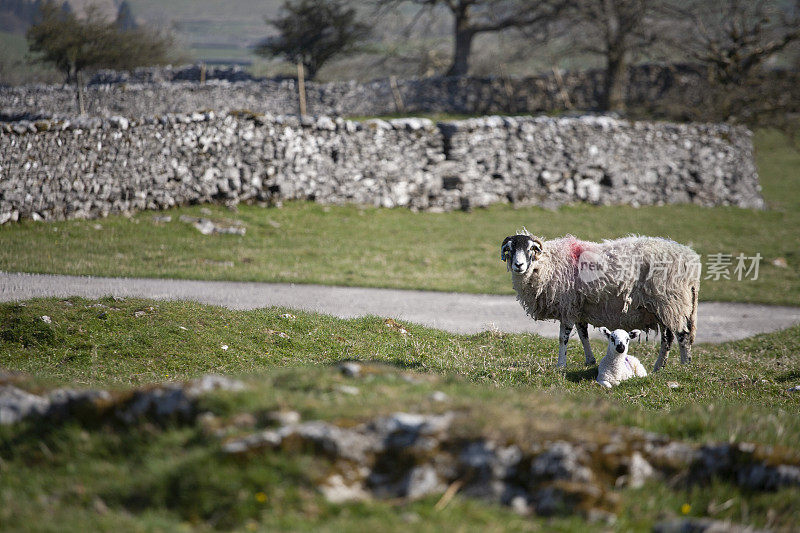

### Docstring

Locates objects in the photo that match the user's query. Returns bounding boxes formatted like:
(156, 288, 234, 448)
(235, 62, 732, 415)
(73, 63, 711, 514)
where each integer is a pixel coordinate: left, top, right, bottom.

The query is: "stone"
(653, 518, 770, 533)
(222, 430, 283, 454)
(116, 385, 194, 423)
(429, 391, 448, 402)
(290, 421, 380, 462)
(267, 410, 301, 426)
(373, 412, 453, 444)
(335, 385, 359, 395)
(338, 361, 362, 378)
(403, 465, 445, 499)
(109, 116, 129, 130)
(772, 257, 788, 268)
(46, 389, 112, 419)
(0, 385, 50, 424)
(737, 463, 800, 490)
(531, 441, 594, 483)
(0, 109, 763, 223)
(625, 452, 655, 488)
(320, 474, 370, 503)
(533, 482, 604, 516)
(185, 375, 245, 397)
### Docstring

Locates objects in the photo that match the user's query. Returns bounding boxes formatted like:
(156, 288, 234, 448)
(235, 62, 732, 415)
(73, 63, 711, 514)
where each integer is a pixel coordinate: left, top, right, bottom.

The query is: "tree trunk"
(603, 47, 627, 113)
(303, 61, 318, 81)
(446, 15, 475, 77)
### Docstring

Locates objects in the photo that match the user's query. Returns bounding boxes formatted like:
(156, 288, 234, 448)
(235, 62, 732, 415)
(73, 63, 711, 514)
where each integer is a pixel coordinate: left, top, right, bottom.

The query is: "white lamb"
(596, 328, 648, 388)
(500, 231, 700, 370)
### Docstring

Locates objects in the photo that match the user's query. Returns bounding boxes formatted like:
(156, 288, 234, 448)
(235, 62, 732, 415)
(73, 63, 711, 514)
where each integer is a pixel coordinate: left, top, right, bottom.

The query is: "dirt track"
(2, 271, 799, 343)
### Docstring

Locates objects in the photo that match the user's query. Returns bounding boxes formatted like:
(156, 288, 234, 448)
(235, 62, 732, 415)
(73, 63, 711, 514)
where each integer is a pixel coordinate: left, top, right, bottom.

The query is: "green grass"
(1, 297, 799, 531)
(1, 130, 798, 305)
(1, 297, 798, 439)
(0, 30, 62, 85)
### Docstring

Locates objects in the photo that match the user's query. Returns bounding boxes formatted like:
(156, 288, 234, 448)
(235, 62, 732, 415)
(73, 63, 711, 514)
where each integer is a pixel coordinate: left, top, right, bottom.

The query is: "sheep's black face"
(501, 234, 541, 274)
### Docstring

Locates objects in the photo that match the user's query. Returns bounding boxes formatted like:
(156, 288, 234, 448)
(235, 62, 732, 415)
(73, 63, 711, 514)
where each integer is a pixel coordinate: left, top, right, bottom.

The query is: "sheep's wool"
(597, 353, 648, 387)
(511, 234, 700, 339)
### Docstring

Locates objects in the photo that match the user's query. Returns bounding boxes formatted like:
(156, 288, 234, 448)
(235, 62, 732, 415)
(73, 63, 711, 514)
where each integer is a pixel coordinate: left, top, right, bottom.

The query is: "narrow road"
(2, 271, 799, 343)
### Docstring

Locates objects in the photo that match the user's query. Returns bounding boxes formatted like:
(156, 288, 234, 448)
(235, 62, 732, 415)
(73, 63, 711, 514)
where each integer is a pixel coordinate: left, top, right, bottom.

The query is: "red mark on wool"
(569, 239, 584, 263)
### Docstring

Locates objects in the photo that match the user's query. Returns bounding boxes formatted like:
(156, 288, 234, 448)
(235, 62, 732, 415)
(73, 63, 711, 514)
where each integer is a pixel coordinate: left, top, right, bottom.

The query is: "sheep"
(500, 231, 700, 370)
(596, 328, 648, 388)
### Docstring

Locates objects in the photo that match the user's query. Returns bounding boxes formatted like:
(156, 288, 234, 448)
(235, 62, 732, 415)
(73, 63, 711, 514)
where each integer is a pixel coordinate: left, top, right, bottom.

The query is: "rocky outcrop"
(222, 409, 800, 519)
(0, 374, 244, 425)
(0, 112, 762, 223)
(3, 367, 798, 522)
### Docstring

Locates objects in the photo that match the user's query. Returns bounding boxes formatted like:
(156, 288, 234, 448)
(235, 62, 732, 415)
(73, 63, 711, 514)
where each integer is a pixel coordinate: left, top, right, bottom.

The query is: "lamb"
(500, 231, 700, 370)
(596, 328, 648, 388)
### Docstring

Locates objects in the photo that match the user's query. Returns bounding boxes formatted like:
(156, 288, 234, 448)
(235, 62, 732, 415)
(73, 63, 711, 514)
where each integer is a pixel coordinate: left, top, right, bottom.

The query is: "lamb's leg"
(677, 331, 692, 364)
(653, 327, 674, 372)
(557, 321, 574, 368)
(576, 322, 595, 365)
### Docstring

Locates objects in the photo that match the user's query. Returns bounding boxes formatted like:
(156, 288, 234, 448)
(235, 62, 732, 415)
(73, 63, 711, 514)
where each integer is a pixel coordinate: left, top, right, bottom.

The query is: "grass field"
(1, 297, 799, 531)
(0, 30, 61, 85)
(1, 129, 798, 305)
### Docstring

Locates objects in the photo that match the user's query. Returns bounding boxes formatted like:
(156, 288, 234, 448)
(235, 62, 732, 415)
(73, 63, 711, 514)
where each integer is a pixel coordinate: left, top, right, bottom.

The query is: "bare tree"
(378, 0, 568, 77)
(569, 0, 661, 112)
(673, 0, 800, 85)
(660, 0, 800, 131)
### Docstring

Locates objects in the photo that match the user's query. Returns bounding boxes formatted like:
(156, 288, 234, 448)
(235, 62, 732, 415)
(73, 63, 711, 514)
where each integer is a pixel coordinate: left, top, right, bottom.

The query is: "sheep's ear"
(629, 329, 642, 341)
(599, 327, 611, 339)
(500, 237, 513, 261)
(531, 237, 544, 255)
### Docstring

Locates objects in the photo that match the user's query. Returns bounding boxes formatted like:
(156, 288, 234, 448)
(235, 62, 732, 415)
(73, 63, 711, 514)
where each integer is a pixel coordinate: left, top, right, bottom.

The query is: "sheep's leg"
(653, 327, 674, 372)
(576, 322, 595, 365)
(557, 321, 574, 368)
(676, 331, 692, 364)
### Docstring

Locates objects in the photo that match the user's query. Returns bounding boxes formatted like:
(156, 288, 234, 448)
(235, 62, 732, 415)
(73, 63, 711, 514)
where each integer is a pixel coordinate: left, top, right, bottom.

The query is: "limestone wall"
(0, 112, 762, 223)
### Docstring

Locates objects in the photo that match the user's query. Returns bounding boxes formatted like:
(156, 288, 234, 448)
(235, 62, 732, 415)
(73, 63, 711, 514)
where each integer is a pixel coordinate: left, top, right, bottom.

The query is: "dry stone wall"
(0, 111, 762, 223)
(0, 63, 764, 120)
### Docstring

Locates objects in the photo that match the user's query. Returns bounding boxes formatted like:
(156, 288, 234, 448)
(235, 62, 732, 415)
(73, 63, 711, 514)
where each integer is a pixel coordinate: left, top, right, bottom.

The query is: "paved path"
(2, 271, 799, 343)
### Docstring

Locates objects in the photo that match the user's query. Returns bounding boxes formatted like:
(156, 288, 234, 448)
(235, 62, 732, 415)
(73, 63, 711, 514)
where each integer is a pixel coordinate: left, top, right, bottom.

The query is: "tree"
(255, 0, 371, 80)
(665, 0, 800, 129)
(568, 0, 661, 113)
(379, 0, 568, 77)
(27, 1, 171, 114)
(674, 0, 800, 85)
(115, 0, 137, 31)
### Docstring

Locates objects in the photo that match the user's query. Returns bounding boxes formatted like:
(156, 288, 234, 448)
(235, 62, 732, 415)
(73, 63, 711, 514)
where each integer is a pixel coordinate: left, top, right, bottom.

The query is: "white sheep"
(596, 328, 647, 388)
(500, 231, 700, 370)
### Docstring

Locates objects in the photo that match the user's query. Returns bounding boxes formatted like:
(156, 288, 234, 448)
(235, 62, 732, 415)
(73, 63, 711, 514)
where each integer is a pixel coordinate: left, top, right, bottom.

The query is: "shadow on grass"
(565, 367, 598, 384)
(776, 369, 800, 383)
(331, 358, 425, 372)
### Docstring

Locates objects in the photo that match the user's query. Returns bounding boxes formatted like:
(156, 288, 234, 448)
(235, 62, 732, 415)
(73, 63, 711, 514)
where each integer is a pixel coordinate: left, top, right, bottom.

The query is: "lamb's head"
(500, 234, 544, 274)
(599, 328, 641, 354)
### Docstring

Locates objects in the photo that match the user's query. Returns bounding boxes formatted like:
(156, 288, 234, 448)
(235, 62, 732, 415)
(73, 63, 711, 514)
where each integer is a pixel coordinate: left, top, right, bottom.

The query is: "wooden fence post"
(390, 75, 405, 113)
(76, 71, 85, 116)
(297, 62, 307, 116)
